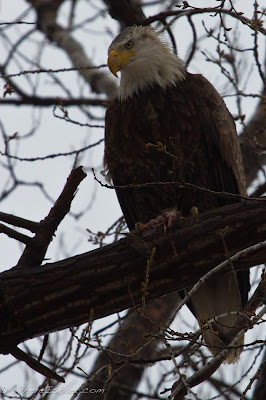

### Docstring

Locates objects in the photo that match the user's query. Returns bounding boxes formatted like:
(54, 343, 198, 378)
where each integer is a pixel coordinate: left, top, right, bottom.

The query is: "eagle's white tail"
(190, 271, 244, 363)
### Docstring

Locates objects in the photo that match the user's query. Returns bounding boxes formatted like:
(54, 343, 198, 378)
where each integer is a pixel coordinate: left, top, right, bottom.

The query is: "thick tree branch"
(0, 201, 265, 353)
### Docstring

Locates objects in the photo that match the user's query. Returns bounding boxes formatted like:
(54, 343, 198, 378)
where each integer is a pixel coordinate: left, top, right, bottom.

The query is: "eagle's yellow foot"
(135, 222, 147, 232)
(136, 209, 182, 232)
(189, 206, 199, 216)
(163, 209, 183, 228)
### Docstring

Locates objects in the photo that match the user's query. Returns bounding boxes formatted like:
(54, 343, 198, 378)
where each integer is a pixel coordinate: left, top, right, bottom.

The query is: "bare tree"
(0, 1, 265, 399)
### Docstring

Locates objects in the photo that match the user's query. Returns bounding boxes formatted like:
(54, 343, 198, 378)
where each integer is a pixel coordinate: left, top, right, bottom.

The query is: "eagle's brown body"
(105, 66, 249, 359)
(105, 73, 246, 222)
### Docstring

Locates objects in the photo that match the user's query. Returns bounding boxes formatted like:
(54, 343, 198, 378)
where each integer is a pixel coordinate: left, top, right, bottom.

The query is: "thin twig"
(1, 64, 107, 79)
(93, 168, 266, 203)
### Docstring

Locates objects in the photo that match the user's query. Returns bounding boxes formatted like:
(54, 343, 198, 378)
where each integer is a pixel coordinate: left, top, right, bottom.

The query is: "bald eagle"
(104, 25, 249, 363)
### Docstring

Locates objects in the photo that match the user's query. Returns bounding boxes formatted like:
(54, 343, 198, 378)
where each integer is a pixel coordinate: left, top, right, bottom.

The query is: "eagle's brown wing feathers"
(198, 74, 247, 196)
(105, 73, 246, 218)
(105, 73, 249, 362)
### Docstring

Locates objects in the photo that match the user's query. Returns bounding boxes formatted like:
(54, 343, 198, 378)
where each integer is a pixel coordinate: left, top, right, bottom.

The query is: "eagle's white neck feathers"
(119, 44, 186, 101)
(109, 26, 186, 101)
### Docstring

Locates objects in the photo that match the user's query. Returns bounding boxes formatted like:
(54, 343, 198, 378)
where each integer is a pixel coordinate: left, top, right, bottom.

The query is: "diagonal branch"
(17, 166, 87, 267)
(4, 166, 86, 382)
(0, 212, 40, 232)
(0, 201, 266, 353)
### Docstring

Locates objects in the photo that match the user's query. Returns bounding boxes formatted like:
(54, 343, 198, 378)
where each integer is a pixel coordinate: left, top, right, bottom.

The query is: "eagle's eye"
(125, 40, 133, 49)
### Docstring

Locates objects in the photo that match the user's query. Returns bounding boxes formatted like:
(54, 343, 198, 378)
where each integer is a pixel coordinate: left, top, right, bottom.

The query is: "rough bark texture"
(1, 201, 266, 353)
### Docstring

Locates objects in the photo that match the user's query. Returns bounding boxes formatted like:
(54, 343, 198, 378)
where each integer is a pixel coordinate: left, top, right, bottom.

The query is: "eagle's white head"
(107, 25, 186, 101)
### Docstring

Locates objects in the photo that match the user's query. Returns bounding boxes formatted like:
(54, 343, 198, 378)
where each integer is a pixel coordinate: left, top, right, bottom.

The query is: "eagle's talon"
(189, 206, 199, 216)
(135, 222, 147, 232)
(136, 209, 182, 231)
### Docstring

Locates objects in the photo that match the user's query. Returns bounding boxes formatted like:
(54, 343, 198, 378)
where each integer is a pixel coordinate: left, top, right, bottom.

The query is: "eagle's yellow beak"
(108, 49, 137, 78)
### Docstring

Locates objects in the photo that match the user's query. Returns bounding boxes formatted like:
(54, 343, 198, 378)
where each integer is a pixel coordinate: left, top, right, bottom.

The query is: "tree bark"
(1, 201, 265, 353)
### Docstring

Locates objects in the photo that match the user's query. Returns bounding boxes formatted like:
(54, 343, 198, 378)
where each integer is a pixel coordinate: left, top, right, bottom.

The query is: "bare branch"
(0, 97, 106, 107)
(0, 212, 39, 232)
(26, 0, 118, 98)
(16, 166, 86, 267)
(143, 8, 266, 36)
(10, 346, 65, 383)
(253, 350, 266, 400)
(0, 222, 32, 244)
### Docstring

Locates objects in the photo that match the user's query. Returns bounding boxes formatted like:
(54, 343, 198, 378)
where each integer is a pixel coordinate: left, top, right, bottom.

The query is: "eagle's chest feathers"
(106, 90, 202, 186)
(117, 100, 173, 180)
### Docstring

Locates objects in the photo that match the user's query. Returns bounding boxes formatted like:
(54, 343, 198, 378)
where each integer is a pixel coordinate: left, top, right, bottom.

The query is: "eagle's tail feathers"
(202, 327, 244, 364)
(190, 271, 244, 363)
